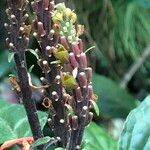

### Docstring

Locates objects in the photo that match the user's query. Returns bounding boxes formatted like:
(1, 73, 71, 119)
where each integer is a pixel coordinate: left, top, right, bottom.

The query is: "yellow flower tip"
(64, 8, 72, 18)
(55, 2, 66, 12)
(70, 12, 77, 23)
(52, 12, 63, 24)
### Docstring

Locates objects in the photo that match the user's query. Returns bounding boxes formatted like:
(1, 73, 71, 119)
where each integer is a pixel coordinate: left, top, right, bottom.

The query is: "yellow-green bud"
(70, 12, 77, 23)
(52, 12, 63, 24)
(64, 8, 72, 19)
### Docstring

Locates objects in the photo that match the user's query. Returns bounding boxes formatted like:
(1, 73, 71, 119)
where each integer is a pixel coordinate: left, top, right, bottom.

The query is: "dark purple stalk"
(32, 0, 68, 147)
(14, 51, 43, 140)
(5, 0, 44, 147)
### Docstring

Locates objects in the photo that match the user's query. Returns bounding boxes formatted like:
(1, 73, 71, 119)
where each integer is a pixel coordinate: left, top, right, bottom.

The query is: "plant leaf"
(55, 148, 65, 150)
(28, 49, 39, 60)
(0, 100, 48, 144)
(65, 104, 74, 116)
(92, 73, 138, 118)
(119, 95, 150, 150)
(29, 65, 35, 73)
(31, 136, 50, 149)
(90, 100, 99, 116)
(0, 51, 15, 78)
(83, 122, 117, 150)
(134, 0, 150, 7)
(8, 52, 14, 63)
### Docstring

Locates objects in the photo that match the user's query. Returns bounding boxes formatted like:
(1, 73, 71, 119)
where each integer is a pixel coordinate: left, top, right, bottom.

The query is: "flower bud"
(81, 106, 88, 117)
(55, 75, 61, 84)
(74, 87, 82, 102)
(87, 85, 93, 100)
(71, 42, 81, 56)
(64, 8, 72, 18)
(85, 112, 93, 126)
(60, 36, 69, 50)
(86, 67, 93, 83)
(38, 59, 51, 73)
(46, 46, 53, 57)
(70, 12, 77, 23)
(71, 115, 78, 130)
(52, 91, 59, 101)
(78, 53, 87, 68)
(78, 39, 83, 52)
(52, 12, 63, 23)
(69, 52, 79, 68)
(78, 72, 87, 87)
(43, 0, 49, 10)
(37, 22, 46, 37)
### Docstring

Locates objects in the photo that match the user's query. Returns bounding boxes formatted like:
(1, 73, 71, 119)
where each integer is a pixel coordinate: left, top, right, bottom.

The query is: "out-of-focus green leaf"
(134, 0, 150, 7)
(0, 100, 48, 144)
(92, 73, 138, 118)
(0, 51, 14, 78)
(55, 148, 65, 150)
(119, 95, 150, 150)
(83, 122, 117, 150)
(8, 52, 14, 63)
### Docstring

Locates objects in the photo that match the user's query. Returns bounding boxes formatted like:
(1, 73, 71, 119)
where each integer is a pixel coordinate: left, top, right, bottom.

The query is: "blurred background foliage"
(0, 0, 150, 148)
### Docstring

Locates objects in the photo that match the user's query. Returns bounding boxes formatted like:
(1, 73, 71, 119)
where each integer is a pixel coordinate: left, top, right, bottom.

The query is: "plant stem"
(14, 52, 43, 142)
(32, 0, 69, 147)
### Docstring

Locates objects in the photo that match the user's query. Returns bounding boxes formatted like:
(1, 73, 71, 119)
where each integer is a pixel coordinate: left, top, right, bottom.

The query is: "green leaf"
(31, 136, 50, 149)
(29, 65, 35, 73)
(83, 122, 117, 150)
(134, 0, 150, 7)
(0, 100, 48, 144)
(92, 73, 138, 118)
(55, 148, 65, 150)
(0, 51, 15, 78)
(90, 100, 99, 116)
(8, 52, 14, 63)
(119, 95, 150, 150)
(65, 104, 74, 116)
(28, 49, 39, 60)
